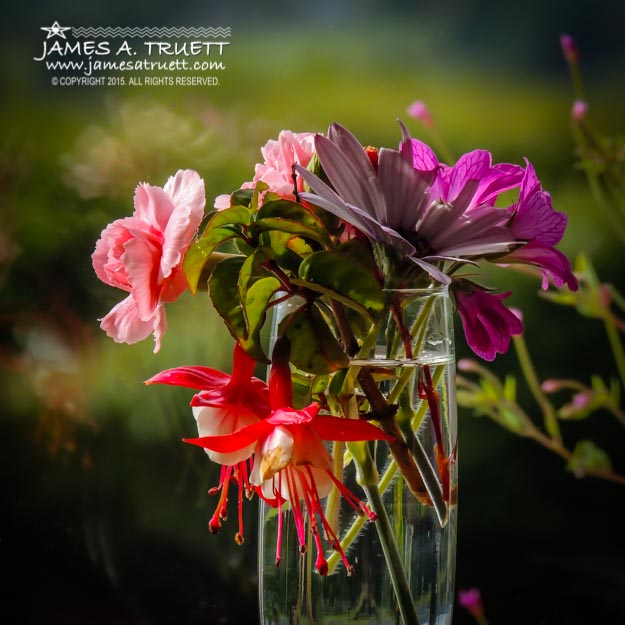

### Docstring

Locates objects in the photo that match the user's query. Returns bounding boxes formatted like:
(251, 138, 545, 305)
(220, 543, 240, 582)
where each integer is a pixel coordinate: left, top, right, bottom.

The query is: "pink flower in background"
(458, 587, 486, 620)
(245, 130, 316, 200)
(571, 99, 589, 122)
(406, 100, 434, 127)
(92, 169, 205, 352)
(560, 33, 579, 64)
(454, 286, 523, 361)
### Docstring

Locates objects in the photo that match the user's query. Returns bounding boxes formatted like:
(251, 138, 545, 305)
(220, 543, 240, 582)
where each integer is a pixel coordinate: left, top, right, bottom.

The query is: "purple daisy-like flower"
(297, 123, 522, 285)
(499, 162, 578, 291)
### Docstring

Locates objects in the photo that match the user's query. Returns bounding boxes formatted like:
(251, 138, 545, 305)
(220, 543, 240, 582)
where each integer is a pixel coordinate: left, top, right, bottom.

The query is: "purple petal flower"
(509, 161, 567, 246)
(499, 240, 578, 291)
(454, 286, 523, 361)
(297, 123, 522, 284)
(427, 150, 524, 213)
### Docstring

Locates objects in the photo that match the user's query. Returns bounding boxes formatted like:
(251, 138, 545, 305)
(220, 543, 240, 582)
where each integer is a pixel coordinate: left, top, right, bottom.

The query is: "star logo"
(41, 21, 71, 39)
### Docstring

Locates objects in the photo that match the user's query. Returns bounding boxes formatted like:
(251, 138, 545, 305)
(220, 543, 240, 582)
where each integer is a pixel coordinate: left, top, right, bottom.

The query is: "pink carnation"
(244, 130, 316, 201)
(92, 169, 205, 352)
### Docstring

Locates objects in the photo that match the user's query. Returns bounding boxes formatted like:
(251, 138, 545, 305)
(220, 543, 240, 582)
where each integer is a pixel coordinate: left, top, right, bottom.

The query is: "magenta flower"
(501, 162, 578, 291)
(184, 357, 391, 575)
(457, 587, 485, 619)
(424, 147, 524, 215)
(145, 344, 269, 541)
(92, 169, 206, 352)
(297, 123, 522, 284)
(454, 285, 523, 361)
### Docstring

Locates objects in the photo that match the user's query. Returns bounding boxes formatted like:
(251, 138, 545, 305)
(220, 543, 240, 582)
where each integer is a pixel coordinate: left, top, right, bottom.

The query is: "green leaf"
(258, 230, 311, 274)
(337, 239, 376, 273)
(281, 303, 349, 374)
(184, 205, 253, 294)
(297, 250, 385, 321)
(238, 246, 275, 305)
(503, 375, 517, 402)
(499, 407, 525, 434)
(208, 256, 272, 363)
(242, 276, 282, 363)
(231, 188, 254, 207)
(566, 440, 612, 477)
(252, 199, 331, 246)
(209, 256, 247, 340)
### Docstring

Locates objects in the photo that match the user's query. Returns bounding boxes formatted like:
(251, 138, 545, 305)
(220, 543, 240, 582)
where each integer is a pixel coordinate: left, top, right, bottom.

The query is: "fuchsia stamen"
(207, 460, 251, 543)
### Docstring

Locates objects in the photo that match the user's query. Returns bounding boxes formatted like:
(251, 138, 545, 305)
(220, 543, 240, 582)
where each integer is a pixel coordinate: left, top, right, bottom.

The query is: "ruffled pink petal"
(99, 294, 158, 347)
(92, 217, 150, 290)
(161, 169, 206, 280)
(123, 236, 161, 321)
(158, 266, 189, 303)
(214, 194, 232, 210)
(133, 182, 176, 234)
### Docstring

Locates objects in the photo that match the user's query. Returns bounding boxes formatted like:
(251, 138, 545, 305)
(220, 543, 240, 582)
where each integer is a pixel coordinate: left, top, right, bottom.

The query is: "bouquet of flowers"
(93, 121, 577, 624)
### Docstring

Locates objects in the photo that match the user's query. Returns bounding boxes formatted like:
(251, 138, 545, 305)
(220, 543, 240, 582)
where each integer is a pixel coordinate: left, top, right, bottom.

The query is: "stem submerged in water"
(362, 481, 422, 625)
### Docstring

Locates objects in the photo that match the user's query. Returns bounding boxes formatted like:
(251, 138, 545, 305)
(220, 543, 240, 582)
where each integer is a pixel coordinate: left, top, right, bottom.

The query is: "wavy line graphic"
(71, 27, 231, 38)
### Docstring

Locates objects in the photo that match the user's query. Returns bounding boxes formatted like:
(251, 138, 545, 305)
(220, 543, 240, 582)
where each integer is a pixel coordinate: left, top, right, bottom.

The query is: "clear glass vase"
(259, 287, 457, 625)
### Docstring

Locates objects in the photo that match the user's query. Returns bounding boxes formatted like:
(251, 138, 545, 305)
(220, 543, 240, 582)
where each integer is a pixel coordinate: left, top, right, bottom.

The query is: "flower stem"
(605, 318, 625, 392)
(513, 334, 562, 444)
(362, 481, 421, 625)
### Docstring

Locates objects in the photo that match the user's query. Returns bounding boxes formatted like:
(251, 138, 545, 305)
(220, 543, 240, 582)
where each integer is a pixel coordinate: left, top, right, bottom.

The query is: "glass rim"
(382, 285, 449, 295)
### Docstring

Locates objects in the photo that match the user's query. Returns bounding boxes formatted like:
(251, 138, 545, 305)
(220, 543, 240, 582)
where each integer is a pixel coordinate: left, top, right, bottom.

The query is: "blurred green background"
(2, 2, 625, 624)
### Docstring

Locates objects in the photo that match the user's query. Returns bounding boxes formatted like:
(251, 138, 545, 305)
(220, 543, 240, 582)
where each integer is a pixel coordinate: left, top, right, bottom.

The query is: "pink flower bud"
(457, 359, 479, 372)
(458, 588, 484, 618)
(560, 34, 579, 64)
(571, 99, 589, 122)
(406, 100, 434, 127)
(541, 379, 563, 393)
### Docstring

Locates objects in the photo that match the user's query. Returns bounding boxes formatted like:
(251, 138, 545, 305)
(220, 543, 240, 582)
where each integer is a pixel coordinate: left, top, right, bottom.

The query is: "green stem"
(426, 124, 455, 166)
(363, 482, 421, 625)
(324, 441, 345, 536)
(568, 61, 585, 101)
(326, 458, 400, 574)
(605, 318, 625, 392)
(327, 367, 448, 571)
(513, 334, 562, 444)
